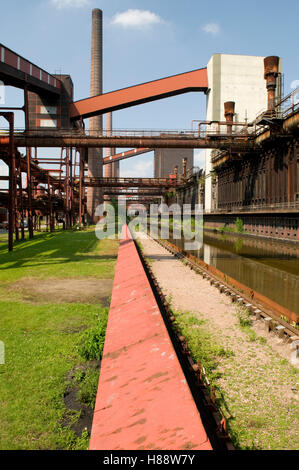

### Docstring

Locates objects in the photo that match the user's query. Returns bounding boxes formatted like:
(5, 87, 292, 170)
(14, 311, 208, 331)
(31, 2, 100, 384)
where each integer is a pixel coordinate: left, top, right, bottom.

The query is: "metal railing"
(0, 125, 257, 139)
(254, 86, 299, 128)
(276, 86, 299, 118)
(1, 88, 299, 146)
(85, 176, 183, 186)
(215, 201, 299, 212)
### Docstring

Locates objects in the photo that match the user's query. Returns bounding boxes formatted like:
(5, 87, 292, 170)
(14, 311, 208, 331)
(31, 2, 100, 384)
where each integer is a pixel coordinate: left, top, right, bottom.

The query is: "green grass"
(170, 305, 299, 450)
(76, 367, 101, 409)
(0, 228, 118, 283)
(0, 228, 119, 450)
(171, 309, 234, 385)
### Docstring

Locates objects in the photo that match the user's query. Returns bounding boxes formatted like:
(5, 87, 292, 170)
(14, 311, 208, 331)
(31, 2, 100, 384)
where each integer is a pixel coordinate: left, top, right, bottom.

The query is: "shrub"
(235, 217, 244, 233)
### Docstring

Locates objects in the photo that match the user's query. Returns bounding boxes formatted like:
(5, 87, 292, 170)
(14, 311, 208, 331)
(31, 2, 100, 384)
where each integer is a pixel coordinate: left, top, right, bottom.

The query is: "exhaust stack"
(87, 8, 103, 223)
(264, 56, 279, 110)
(224, 101, 235, 135)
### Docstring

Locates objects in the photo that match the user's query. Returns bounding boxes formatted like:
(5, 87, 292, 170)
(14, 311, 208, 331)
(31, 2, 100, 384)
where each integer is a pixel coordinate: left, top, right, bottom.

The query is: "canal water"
(167, 230, 299, 315)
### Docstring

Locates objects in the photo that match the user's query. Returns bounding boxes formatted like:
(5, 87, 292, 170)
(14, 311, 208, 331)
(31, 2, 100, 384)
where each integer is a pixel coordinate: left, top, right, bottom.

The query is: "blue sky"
(1, 0, 299, 177)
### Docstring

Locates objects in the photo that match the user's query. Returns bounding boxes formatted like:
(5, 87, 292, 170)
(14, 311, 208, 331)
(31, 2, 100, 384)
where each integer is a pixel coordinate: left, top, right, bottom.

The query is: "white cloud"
(51, 0, 90, 9)
(194, 150, 205, 171)
(111, 9, 163, 28)
(121, 158, 153, 178)
(202, 22, 220, 35)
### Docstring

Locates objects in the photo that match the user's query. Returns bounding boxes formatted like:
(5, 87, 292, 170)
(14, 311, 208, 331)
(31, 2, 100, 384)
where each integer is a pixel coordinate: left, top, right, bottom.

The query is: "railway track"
(152, 236, 299, 344)
(133, 238, 235, 450)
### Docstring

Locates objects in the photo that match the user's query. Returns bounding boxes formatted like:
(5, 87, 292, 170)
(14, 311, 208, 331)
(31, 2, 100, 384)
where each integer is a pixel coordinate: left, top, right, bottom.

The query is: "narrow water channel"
(167, 230, 299, 315)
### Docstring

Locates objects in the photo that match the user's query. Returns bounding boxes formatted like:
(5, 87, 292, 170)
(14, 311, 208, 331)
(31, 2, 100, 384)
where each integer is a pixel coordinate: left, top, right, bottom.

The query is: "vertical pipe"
(47, 174, 52, 232)
(79, 149, 83, 228)
(182, 158, 187, 178)
(69, 148, 73, 227)
(104, 112, 118, 177)
(14, 153, 19, 241)
(65, 147, 70, 229)
(224, 101, 235, 135)
(8, 113, 15, 251)
(264, 56, 279, 111)
(24, 86, 34, 238)
(105, 112, 112, 178)
(18, 160, 25, 240)
(59, 147, 64, 197)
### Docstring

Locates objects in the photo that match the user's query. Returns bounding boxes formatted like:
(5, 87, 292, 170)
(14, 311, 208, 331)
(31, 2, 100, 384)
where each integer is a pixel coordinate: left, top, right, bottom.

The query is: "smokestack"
(264, 56, 279, 111)
(224, 101, 235, 135)
(87, 8, 103, 223)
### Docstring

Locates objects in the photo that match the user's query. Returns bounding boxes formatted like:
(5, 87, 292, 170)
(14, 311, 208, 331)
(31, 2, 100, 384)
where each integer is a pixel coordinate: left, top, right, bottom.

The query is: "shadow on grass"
(0, 229, 118, 272)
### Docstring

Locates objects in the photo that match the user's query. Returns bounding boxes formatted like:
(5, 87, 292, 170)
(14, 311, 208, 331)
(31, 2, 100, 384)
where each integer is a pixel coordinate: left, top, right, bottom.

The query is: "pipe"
(264, 56, 279, 111)
(104, 112, 114, 177)
(224, 101, 235, 135)
(182, 158, 187, 177)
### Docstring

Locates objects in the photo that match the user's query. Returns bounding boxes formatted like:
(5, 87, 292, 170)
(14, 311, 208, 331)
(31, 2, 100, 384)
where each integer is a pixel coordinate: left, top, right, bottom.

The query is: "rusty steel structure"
(103, 147, 151, 165)
(0, 128, 257, 150)
(70, 67, 208, 120)
(85, 176, 182, 188)
(207, 57, 299, 241)
(264, 56, 280, 111)
(1, 27, 299, 248)
(224, 101, 235, 135)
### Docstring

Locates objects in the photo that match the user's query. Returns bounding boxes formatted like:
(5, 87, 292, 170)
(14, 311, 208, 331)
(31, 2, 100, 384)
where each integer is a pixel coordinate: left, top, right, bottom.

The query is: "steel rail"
(153, 236, 299, 335)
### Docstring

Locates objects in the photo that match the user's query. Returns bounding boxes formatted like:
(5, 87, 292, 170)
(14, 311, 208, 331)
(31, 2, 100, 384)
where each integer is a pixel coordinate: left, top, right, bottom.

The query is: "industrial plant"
(0, 4, 298, 454)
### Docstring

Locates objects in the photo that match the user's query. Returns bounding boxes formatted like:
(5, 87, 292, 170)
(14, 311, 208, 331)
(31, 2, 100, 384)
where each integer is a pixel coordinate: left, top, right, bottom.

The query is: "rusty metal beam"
(85, 176, 182, 188)
(0, 134, 255, 151)
(2, 112, 16, 251)
(103, 148, 151, 165)
(0, 43, 61, 96)
(70, 68, 208, 120)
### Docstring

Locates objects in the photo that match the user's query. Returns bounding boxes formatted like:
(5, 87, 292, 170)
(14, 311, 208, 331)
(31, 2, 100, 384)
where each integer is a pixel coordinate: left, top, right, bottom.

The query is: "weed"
(77, 308, 109, 361)
(258, 336, 267, 345)
(235, 217, 244, 233)
(247, 416, 267, 428)
(77, 368, 99, 409)
(171, 310, 232, 383)
(237, 307, 251, 327)
(74, 428, 90, 450)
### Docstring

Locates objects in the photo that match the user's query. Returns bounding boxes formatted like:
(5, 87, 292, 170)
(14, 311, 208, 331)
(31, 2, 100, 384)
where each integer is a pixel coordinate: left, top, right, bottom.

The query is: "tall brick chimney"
(87, 8, 103, 223)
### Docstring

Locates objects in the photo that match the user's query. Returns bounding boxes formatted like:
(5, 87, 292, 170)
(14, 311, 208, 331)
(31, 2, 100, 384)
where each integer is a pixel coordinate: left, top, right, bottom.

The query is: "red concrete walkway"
(89, 226, 212, 450)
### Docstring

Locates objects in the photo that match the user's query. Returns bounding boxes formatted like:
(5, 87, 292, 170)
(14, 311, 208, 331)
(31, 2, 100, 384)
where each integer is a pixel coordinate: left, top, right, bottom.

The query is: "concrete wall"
(27, 75, 73, 129)
(154, 148, 193, 177)
(204, 213, 299, 241)
(204, 54, 273, 212)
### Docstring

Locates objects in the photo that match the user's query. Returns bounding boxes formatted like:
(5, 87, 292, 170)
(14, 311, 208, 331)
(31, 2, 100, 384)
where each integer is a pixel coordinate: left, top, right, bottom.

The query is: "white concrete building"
(204, 53, 282, 212)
